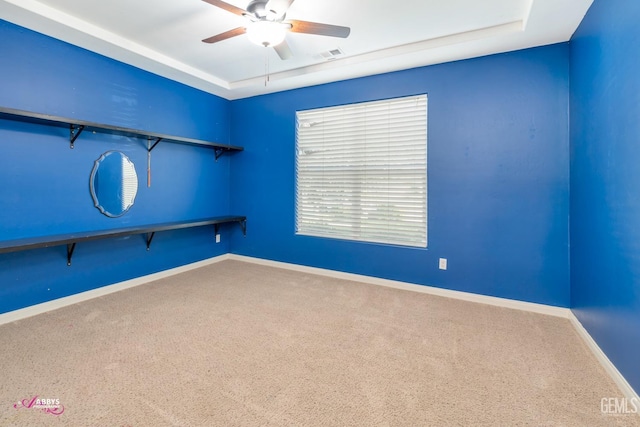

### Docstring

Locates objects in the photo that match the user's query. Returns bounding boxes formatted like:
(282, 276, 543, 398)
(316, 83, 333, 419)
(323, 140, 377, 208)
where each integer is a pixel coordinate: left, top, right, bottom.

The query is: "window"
(295, 94, 427, 248)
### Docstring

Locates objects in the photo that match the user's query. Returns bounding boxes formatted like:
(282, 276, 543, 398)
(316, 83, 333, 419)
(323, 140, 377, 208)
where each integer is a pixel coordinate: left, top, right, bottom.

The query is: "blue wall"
(230, 44, 571, 307)
(0, 20, 233, 314)
(570, 0, 640, 392)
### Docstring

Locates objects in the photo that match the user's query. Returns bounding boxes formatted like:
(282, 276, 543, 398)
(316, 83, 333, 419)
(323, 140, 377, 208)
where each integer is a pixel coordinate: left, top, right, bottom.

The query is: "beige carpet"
(0, 259, 638, 426)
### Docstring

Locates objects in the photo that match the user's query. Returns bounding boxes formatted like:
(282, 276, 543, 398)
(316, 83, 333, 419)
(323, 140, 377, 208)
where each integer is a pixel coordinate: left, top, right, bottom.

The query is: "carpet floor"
(0, 259, 638, 426)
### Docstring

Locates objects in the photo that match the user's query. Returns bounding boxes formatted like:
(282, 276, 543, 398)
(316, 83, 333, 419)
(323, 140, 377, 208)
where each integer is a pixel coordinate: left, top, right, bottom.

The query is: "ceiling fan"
(201, 0, 351, 60)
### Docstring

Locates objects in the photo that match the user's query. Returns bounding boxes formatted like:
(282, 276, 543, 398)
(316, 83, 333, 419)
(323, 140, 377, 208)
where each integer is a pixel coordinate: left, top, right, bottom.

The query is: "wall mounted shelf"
(0, 106, 243, 157)
(0, 216, 247, 266)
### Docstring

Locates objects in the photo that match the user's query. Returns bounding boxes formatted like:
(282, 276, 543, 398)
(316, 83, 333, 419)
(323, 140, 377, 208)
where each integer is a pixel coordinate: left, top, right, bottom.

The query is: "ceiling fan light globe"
(247, 21, 286, 47)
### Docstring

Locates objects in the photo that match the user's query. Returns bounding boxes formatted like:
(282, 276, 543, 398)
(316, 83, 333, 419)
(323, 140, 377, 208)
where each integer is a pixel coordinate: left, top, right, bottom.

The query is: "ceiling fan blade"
(273, 39, 293, 60)
(201, 0, 247, 16)
(265, 0, 296, 17)
(288, 20, 350, 38)
(202, 27, 247, 44)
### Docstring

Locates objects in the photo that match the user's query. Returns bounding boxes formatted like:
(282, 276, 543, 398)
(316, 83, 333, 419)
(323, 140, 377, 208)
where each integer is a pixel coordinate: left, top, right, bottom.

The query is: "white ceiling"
(0, 0, 593, 100)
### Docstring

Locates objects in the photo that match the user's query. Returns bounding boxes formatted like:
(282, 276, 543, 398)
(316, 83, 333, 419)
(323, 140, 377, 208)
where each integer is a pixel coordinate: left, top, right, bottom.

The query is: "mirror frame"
(89, 151, 138, 218)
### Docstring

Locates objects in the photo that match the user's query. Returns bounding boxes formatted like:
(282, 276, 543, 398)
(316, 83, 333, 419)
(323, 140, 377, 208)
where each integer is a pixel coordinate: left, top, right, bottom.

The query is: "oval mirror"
(90, 151, 138, 217)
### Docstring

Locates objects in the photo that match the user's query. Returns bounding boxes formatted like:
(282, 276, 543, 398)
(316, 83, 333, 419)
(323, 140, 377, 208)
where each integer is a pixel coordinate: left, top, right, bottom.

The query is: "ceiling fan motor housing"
(247, 0, 280, 20)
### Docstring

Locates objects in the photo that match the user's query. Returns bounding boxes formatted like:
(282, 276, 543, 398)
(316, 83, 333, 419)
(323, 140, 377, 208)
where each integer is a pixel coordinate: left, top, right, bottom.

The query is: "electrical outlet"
(215, 234, 221, 243)
(439, 258, 447, 270)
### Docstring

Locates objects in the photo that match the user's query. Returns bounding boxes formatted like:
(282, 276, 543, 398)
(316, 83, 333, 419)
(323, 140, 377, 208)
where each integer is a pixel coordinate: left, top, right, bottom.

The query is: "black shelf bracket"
(148, 137, 162, 152)
(146, 232, 156, 251)
(215, 147, 228, 161)
(66, 243, 76, 266)
(69, 124, 85, 149)
(214, 218, 246, 236)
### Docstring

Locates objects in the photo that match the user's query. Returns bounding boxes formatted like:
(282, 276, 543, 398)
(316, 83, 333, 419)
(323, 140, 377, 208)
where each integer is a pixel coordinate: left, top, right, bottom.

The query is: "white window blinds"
(295, 94, 427, 248)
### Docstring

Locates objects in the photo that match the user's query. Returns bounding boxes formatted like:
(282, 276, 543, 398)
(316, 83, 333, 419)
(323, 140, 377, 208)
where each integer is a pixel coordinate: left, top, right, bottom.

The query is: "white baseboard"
(569, 312, 639, 401)
(0, 254, 230, 326)
(228, 254, 570, 318)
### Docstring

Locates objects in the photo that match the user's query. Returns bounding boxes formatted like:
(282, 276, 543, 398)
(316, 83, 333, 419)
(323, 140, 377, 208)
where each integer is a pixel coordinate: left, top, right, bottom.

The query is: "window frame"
(295, 94, 428, 248)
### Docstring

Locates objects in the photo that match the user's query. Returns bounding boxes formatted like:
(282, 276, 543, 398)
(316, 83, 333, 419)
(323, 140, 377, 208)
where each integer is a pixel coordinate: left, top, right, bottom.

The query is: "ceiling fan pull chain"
(264, 46, 269, 86)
